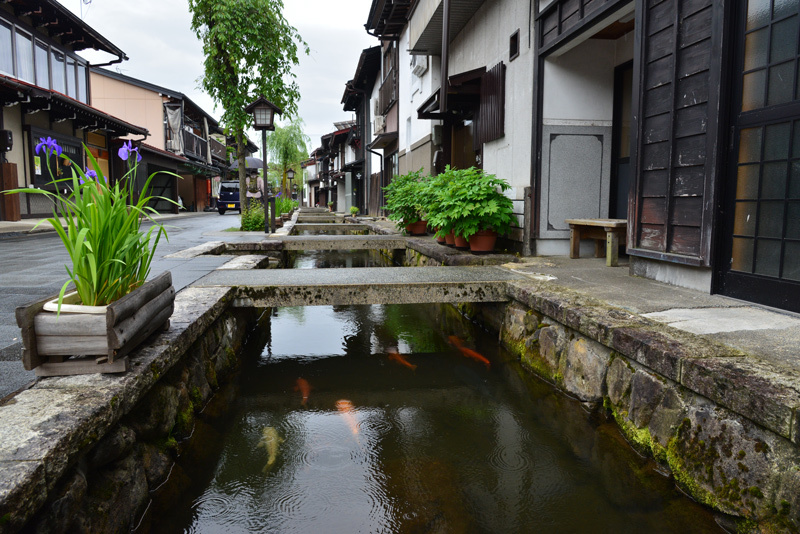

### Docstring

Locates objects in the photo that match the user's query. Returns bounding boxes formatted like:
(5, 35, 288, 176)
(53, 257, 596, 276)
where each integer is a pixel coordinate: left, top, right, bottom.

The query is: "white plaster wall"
(447, 0, 534, 201)
(398, 26, 441, 161)
(542, 33, 634, 125)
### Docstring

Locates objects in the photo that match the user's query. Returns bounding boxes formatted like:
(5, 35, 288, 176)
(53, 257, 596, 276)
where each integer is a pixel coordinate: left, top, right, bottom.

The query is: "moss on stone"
(1, 513, 10, 525)
(189, 386, 202, 407)
(173, 401, 195, 436)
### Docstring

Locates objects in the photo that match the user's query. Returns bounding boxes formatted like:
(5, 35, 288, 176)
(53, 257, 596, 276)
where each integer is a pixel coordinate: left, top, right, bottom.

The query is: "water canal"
(142, 244, 723, 532)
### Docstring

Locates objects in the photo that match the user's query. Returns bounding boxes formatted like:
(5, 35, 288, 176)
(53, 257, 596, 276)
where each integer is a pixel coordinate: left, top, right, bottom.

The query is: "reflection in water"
(150, 304, 723, 533)
(291, 249, 389, 269)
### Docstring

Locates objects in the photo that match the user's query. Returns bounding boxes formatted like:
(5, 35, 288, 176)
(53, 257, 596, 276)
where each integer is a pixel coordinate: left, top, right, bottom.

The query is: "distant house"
(89, 68, 231, 213)
(0, 0, 147, 220)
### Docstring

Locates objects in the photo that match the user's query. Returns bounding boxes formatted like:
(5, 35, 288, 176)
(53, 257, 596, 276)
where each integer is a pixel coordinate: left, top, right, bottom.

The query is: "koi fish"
(448, 335, 464, 348)
(257, 426, 283, 472)
(459, 346, 491, 369)
(336, 399, 360, 438)
(294, 377, 312, 406)
(387, 349, 417, 371)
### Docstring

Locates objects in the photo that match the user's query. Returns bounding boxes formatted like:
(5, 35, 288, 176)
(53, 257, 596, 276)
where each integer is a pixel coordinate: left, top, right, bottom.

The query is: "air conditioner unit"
(373, 98, 380, 116)
(166, 140, 179, 151)
(411, 55, 428, 77)
(374, 115, 385, 133)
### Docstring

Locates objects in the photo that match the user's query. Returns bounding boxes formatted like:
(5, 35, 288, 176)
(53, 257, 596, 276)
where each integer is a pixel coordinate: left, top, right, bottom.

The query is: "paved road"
(0, 212, 244, 398)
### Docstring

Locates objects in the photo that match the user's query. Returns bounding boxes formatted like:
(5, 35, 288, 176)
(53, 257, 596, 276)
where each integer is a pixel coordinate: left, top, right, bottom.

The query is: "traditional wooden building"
(0, 0, 148, 220)
(89, 68, 227, 212)
(363, 0, 800, 313)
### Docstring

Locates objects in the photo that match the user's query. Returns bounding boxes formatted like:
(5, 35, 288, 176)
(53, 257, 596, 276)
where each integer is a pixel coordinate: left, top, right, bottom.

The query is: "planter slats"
(108, 286, 174, 352)
(15, 271, 174, 375)
(107, 271, 172, 326)
(34, 314, 106, 336)
(34, 356, 129, 377)
(37, 335, 110, 356)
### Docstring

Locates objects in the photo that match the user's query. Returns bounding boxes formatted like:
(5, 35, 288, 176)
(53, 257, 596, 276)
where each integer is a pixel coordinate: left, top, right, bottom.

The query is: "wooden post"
(606, 228, 620, 267)
(1, 162, 21, 221)
(569, 226, 581, 259)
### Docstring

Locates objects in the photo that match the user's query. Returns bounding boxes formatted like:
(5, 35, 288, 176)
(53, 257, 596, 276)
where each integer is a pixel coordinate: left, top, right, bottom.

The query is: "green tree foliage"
(265, 118, 310, 195)
(187, 0, 308, 222)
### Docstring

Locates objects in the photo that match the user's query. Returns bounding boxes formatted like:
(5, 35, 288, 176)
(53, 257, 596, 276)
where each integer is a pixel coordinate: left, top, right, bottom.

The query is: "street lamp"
(245, 96, 282, 233)
(286, 167, 296, 201)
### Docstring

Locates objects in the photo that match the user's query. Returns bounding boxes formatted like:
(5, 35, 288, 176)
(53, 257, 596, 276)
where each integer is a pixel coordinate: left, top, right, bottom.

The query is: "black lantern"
(246, 96, 283, 233)
(245, 96, 282, 131)
(286, 168, 295, 182)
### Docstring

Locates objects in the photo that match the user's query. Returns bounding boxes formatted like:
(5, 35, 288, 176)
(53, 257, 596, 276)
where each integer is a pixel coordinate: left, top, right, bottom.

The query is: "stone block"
(30, 470, 87, 534)
(126, 384, 179, 440)
(668, 405, 800, 520)
(87, 425, 136, 470)
(610, 327, 684, 381)
(647, 386, 687, 448)
(0, 460, 47, 533)
(562, 337, 611, 402)
(628, 371, 667, 429)
(606, 356, 634, 407)
(681, 357, 800, 442)
(538, 324, 566, 372)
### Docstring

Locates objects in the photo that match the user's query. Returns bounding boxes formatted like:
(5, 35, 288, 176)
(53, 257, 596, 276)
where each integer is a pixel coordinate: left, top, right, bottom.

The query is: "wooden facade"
(628, 0, 726, 266)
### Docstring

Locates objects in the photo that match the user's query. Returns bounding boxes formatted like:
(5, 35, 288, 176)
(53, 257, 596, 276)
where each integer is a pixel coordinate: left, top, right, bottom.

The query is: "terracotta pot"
(454, 234, 469, 250)
(435, 233, 447, 245)
(468, 229, 498, 254)
(444, 229, 455, 246)
(405, 220, 428, 235)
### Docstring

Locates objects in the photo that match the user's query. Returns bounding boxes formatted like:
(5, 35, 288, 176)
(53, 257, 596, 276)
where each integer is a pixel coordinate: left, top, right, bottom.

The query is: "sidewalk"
(0, 210, 211, 238)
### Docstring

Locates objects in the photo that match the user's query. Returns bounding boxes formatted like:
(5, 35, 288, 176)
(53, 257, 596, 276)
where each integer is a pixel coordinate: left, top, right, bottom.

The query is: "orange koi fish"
(459, 346, 491, 369)
(336, 399, 360, 437)
(388, 349, 417, 371)
(448, 335, 464, 348)
(294, 377, 312, 406)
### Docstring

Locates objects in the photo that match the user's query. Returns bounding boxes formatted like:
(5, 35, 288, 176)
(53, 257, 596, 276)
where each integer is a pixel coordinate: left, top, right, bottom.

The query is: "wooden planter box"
(15, 272, 175, 377)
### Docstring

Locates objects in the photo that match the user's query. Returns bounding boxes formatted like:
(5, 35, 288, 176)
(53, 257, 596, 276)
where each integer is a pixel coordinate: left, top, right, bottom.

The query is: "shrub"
(383, 169, 428, 230)
(241, 203, 265, 231)
(349, 206, 359, 216)
(425, 166, 515, 239)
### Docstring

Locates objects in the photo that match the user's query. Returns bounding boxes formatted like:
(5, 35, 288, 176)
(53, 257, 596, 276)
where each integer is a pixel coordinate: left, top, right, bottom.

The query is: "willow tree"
(188, 0, 307, 212)
(266, 118, 310, 196)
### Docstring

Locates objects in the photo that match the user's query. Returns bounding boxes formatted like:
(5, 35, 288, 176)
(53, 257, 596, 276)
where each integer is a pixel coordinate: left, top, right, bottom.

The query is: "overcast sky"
(57, 0, 378, 153)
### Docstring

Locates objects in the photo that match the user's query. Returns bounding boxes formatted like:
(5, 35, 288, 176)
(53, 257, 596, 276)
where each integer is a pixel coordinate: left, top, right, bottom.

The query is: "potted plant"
(383, 169, 428, 235)
(349, 206, 359, 217)
(327, 201, 334, 212)
(10, 137, 176, 375)
(426, 166, 515, 254)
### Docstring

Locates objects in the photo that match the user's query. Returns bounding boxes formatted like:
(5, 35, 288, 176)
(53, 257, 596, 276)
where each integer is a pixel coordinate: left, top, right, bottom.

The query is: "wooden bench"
(565, 218, 627, 267)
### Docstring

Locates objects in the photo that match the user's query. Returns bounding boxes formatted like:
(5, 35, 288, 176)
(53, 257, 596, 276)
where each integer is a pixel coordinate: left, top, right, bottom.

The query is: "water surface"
(149, 303, 723, 533)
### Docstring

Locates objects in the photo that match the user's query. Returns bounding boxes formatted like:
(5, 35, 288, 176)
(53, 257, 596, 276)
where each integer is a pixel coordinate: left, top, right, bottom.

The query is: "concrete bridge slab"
(192, 266, 526, 307)
(279, 235, 407, 250)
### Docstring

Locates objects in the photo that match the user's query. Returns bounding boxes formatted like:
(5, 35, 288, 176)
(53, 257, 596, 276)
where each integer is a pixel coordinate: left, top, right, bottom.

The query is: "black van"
(217, 181, 241, 215)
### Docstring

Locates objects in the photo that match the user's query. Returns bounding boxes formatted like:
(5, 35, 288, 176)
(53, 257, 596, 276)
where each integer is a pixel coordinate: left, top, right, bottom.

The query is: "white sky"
(56, 0, 378, 153)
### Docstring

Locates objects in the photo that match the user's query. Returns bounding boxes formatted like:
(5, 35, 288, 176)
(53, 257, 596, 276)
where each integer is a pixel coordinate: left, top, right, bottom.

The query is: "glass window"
(35, 41, 49, 89)
(0, 22, 12, 75)
(76, 63, 87, 103)
(15, 31, 33, 83)
(66, 57, 76, 98)
(51, 50, 65, 93)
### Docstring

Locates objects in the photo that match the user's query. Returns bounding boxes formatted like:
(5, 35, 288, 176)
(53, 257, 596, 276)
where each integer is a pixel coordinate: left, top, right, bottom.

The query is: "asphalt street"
(0, 212, 243, 399)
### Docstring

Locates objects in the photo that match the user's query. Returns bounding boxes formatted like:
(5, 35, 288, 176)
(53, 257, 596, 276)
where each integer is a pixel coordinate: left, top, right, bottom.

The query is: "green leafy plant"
(241, 202, 265, 231)
(274, 194, 297, 215)
(349, 206, 359, 216)
(425, 166, 515, 239)
(6, 138, 174, 307)
(383, 169, 428, 230)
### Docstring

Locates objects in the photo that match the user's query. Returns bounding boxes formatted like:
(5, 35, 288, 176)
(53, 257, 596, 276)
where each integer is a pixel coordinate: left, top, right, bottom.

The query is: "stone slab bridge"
(192, 266, 528, 307)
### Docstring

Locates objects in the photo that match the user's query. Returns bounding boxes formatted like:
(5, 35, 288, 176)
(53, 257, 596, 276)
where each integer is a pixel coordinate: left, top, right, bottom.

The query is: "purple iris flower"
(85, 169, 98, 180)
(118, 140, 142, 163)
(276, 191, 283, 197)
(35, 137, 62, 157)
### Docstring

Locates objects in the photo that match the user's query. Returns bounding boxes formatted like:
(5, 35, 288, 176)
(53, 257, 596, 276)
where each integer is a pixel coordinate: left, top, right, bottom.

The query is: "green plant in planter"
(425, 166, 514, 239)
(383, 169, 428, 230)
(349, 206, 359, 216)
(7, 138, 176, 308)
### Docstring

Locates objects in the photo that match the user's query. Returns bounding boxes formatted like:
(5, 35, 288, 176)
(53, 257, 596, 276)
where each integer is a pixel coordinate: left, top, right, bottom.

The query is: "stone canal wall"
(0, 288, 259, 533)
(467, 280, 799, 532)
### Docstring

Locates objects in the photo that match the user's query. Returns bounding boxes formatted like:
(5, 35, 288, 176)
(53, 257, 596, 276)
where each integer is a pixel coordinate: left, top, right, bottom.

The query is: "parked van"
(218, 181, 241, 215)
